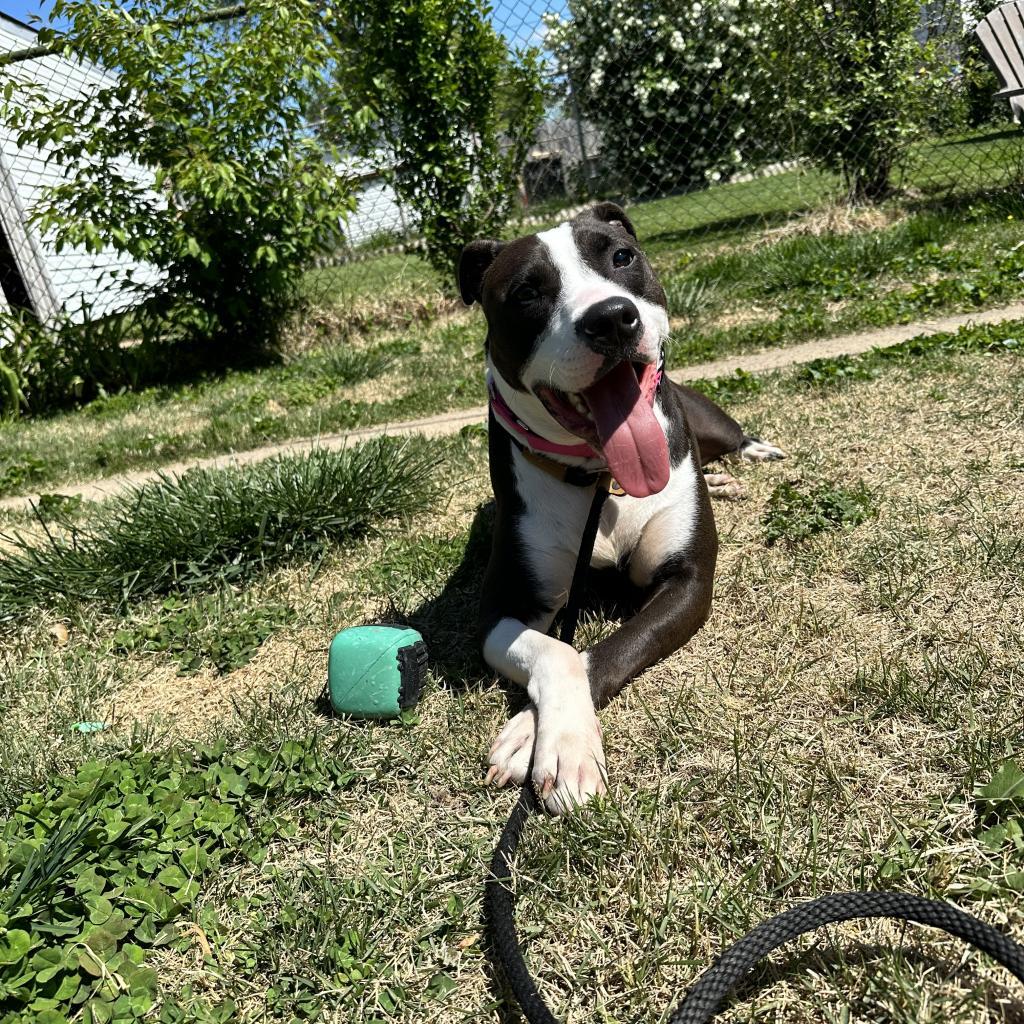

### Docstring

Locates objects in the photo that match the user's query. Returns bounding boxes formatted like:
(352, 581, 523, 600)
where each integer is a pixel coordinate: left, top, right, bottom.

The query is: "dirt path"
(5, 300, 1024, 514)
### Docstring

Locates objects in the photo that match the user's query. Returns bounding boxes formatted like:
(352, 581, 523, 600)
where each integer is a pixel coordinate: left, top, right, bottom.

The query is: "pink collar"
(487, 362, 664, 460)
(489, 379, 597, 457)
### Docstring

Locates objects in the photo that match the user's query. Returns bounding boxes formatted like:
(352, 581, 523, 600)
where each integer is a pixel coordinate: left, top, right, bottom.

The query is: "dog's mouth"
(534, 359, 670, 498)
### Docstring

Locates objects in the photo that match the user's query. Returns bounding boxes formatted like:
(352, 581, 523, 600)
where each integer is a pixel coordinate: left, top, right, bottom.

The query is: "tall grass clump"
(0, 439, 438, 620)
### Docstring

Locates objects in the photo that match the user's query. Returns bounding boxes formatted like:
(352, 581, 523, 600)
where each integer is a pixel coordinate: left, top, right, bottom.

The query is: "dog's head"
(459, 202, 671, 497)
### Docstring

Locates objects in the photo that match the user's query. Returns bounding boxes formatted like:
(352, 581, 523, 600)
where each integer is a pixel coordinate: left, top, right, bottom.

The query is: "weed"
(763, 479, 874, 546)
(793, 355, 880, 388)
(662, 276, 716, 322)
(32, 493, 84, 521)
(0, 737, 362, 1024)
(311, 345, 392, 387)
(0, 439, 439, 619)
(112, 592, 295, 675)
(959, 761, 1024, 897)
(0, 454, 47, 495)
(687, 367, 763, 405)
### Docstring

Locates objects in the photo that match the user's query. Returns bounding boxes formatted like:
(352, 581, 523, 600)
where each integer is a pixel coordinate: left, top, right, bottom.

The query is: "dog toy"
(327, 624, 427, 718)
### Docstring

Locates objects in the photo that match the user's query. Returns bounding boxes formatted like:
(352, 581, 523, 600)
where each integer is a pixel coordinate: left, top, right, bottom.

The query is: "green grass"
(0, 320, 481, 499)
(664, 194, 1024, 365)
(7, 135, 1024, 499)
(0, 438, 439, 620)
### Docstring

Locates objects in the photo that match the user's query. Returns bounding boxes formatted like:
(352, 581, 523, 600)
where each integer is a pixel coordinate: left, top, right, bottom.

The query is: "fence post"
(566, 76, 595, 199)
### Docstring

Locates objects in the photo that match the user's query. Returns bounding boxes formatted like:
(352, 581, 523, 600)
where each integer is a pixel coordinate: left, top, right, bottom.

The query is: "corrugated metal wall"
(0, 14, 162, 325)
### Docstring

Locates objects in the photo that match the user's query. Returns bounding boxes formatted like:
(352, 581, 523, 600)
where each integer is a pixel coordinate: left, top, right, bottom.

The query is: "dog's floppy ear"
(587, 201, 637, 240)
(458, 239, 505, 305)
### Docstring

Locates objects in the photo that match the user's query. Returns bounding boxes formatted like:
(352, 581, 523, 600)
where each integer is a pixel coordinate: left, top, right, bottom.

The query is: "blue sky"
(1, 0, 52, 26)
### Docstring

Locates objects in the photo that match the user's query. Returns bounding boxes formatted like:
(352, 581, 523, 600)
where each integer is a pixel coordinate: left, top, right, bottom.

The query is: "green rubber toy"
(327, 624, 427, 718)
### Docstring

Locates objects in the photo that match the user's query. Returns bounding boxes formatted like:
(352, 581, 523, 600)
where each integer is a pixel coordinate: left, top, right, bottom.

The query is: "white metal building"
(0, 12, 161, 326)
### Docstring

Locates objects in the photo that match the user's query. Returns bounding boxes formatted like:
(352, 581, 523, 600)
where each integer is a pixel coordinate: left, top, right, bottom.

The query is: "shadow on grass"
(388, 501, 496, 689)
(643, 207, 813, 251)
(934, 126, 1022, 147)
(383, 501, 636, 695)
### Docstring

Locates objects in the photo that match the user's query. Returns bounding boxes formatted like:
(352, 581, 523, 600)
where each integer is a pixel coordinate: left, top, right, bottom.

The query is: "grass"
(0, 325, 1021, 1022)
(0, 437, 439, 620)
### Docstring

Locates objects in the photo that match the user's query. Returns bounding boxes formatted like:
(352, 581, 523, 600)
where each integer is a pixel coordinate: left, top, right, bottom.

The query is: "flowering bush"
(544, 0, 777, 197)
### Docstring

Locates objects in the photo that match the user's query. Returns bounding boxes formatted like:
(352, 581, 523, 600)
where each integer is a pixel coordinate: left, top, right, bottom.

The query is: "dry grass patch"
(757, 202, 909, 247)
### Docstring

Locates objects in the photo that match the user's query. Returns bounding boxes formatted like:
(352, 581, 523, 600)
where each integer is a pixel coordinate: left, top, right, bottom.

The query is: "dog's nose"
(577, 297, 642, 353)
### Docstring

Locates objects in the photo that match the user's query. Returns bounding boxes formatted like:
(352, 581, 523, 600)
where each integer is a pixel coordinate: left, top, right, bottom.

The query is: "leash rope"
(485, 482, 1024, 1022)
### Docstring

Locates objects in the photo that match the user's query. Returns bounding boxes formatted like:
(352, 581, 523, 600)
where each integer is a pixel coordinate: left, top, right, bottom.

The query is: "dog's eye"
(512, 284, 539, 304)
(612, 248, 634, 269)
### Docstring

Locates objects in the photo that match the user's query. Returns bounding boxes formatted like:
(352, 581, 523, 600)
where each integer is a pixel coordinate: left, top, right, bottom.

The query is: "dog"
(458, 202, 784, 814)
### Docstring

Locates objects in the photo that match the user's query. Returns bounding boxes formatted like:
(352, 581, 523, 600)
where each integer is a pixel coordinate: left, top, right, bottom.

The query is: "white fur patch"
(510, 443, 597, 619)
(523, 222, 669, 396)
(738, 438, 787, 462)
(592, 452, 702, 587)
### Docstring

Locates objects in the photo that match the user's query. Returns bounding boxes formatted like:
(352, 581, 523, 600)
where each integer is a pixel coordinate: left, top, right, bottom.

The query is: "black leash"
(484, 480, 1024, 1022)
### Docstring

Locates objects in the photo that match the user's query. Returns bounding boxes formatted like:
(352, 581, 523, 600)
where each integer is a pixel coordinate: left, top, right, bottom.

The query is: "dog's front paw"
(738, 436, 786, 462)
(486, 705, 537, 788)
(531, 711, 606, 815)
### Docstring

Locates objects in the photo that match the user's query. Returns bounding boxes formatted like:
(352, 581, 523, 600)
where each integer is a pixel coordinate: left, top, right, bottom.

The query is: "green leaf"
(0, 928, 32, 964)
(978, 761, 1024, 805)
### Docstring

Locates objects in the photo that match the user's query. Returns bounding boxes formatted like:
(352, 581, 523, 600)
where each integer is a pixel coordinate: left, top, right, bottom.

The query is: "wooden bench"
(976, 1, 1024, 123)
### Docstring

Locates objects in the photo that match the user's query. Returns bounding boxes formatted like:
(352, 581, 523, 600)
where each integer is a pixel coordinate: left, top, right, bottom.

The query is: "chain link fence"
(1, 1, 1023, 326)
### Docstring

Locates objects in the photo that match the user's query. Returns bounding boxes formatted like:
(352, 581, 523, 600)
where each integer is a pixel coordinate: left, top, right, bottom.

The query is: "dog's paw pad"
(739, 436, 786, 462)
(486, 706, 537, 789)
(704, 472, 746, 500)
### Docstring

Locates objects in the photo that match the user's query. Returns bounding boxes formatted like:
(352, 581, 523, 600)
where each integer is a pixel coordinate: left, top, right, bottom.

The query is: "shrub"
(766, 0, 954, 200)
(0, 0, 355, 378)
(545, 0, 777, 197)
(321, 0, 545, 274)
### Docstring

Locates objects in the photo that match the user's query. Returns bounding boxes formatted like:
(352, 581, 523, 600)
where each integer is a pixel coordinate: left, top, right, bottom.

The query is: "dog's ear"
(458, 239, 505, 305)
(586, 201, 637, 240)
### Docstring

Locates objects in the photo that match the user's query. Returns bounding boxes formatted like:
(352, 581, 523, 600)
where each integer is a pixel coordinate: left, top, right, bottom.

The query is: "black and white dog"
(458, 202, 783, 814)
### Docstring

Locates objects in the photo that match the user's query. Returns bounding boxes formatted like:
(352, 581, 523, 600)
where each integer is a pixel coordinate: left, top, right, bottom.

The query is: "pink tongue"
(582, 362, 670, 498)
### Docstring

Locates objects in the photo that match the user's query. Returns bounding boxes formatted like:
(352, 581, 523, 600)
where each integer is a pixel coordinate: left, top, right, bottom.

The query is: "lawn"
(1, 319, 1021, 1022)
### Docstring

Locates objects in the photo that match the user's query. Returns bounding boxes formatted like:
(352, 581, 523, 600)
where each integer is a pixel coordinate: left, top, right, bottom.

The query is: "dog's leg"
(703, 472, 746, 500)
(587, 561, 715, 710)
(483, 618, 605, 814)
(586, 491, 719, 709)
(677, 383, 787, 465)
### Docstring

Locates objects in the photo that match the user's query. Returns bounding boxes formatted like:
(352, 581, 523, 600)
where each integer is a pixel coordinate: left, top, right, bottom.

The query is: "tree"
(544, 0, 776, 198)
(767, 0, 953, 201)
(0, 0, 355, 377)
(318, 0, 545, 274)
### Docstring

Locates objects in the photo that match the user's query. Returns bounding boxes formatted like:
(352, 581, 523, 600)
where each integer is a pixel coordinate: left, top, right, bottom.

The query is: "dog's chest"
(511, 447, 701, 592)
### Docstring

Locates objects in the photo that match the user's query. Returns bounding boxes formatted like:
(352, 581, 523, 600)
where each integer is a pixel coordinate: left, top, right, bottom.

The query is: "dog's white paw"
(738, 437, 786, 462)
(704, 472, 746, 500)
(486, 705, 537, 788)
(531, 710, 606, 815)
